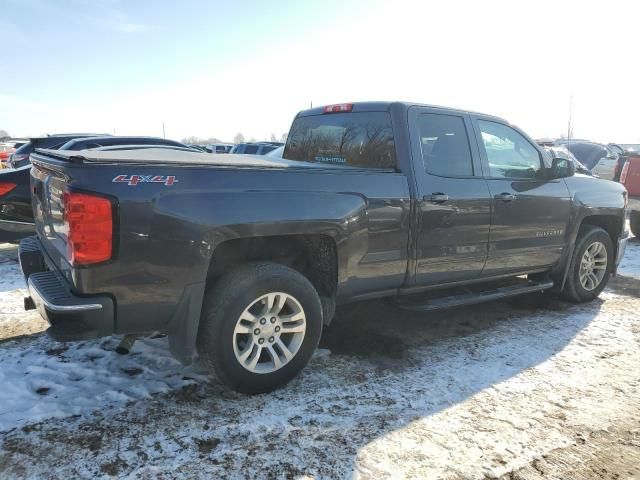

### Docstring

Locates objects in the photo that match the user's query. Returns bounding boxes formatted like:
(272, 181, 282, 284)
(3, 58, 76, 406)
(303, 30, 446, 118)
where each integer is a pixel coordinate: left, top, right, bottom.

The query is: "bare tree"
(233, 133, 245, 144)
(0, 129, 10, 140)
(270, 133, 277, 142)
(280, 133, 288, 143)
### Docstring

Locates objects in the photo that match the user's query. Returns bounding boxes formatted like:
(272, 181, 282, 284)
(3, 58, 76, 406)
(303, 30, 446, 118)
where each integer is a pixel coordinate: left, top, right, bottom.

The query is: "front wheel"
(197, 262, 323, 394)
(562, 225, 613, 302)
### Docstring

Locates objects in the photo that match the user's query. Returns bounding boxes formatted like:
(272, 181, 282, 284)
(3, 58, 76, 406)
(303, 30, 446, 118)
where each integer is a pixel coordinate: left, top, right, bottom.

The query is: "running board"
(395, 280, 554, 312)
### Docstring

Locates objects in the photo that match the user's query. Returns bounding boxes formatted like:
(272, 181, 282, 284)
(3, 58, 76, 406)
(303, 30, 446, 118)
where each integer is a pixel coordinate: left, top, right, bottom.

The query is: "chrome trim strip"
(0, 219, 36, 226)
(27, 277, 103, 312)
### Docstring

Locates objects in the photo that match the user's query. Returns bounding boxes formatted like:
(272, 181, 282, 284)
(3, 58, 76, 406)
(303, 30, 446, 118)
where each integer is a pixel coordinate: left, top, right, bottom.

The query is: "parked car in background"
(613, 143, 640, 155)
(265, 146, 284, 158)
(543, 146, 592, 175)
(230, 142, 284, 155)
(0, 144, 15, 168)
(0, 138, 191, 243)
(620, 147, 640, 236)
(19, 101, 627, 394)
(58, 136, 188, 151)
(208, 143, 234, 154)
(187, 145, 208, 152)
(559, 141, 619, 180)
(8, 134, 109, 169)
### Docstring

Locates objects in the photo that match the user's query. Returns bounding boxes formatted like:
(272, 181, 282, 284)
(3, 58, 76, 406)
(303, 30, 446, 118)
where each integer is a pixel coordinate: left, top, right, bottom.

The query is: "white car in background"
(265, 146, 284, 158)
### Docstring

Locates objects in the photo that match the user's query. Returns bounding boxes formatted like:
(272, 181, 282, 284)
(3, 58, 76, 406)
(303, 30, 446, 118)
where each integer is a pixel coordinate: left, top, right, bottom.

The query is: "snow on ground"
(618, 234, 640, 278)
(0, 335, 209, 431)
(0, 242, 639, 478)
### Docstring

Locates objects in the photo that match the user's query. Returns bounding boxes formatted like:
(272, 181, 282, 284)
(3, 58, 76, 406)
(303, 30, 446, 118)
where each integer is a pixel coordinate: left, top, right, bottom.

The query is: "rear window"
(283, 112, 397, 169)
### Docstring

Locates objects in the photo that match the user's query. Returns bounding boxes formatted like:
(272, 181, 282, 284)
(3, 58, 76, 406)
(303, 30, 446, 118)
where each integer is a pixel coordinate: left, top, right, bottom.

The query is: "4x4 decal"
(112, 175, 178, 186)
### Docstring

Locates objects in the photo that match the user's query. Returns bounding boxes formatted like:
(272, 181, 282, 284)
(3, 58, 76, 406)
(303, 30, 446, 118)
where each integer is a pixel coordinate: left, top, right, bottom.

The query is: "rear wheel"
(630, 211, 640, 237)
(197, 262, 323, 394)
(562, 226, 613, 302)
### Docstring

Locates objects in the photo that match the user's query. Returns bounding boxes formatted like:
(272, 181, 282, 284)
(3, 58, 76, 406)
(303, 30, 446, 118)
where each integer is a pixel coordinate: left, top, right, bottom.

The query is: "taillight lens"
(0, 182, 17, 196)
(64, 191, 113, 265)
(620, 161, 630, 183)
(10, 153, 29, 167)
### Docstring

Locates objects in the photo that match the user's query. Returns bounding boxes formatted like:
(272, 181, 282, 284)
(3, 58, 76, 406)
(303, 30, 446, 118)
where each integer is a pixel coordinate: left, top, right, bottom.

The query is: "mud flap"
(167, 282, 206, 365)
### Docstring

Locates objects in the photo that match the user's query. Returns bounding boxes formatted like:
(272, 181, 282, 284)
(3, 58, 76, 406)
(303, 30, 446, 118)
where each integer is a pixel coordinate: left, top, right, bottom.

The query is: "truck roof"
(296, 101, 506, 122)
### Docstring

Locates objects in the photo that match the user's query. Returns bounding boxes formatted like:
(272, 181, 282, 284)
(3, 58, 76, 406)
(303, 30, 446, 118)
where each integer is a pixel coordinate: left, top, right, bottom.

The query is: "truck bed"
(34, 148, 366, 170)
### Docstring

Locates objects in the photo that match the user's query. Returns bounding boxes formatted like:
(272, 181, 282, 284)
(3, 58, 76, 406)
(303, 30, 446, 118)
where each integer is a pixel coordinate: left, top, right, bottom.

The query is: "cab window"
(418, 113, 473, 177)
(478, 120, 542, 179)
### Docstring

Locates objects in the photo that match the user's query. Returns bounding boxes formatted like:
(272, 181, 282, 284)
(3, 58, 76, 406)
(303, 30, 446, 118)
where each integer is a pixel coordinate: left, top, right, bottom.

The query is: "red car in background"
(619, 144, 640, 236)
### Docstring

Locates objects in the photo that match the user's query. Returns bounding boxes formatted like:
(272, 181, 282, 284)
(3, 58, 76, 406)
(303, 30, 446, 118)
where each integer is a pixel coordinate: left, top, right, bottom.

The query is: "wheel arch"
(557, 210, 625, 291)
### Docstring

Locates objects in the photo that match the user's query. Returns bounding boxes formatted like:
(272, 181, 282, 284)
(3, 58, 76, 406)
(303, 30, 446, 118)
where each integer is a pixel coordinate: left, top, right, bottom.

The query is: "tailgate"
(30, 158, 71, 270)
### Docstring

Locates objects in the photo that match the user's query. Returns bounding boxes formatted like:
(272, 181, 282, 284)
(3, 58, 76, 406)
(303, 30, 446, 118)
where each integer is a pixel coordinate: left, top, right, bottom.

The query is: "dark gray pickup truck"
(19, 102, 628, 393)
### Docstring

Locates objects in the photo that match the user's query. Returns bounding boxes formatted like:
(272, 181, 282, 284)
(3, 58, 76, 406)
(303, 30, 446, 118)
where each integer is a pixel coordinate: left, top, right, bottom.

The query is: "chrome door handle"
(494, 192, 516, 202)
(426, 193, 449, 203)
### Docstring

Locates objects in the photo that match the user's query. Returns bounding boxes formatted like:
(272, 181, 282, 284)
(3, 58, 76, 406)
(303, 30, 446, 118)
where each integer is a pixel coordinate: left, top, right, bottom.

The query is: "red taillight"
(0, 182, 17, 196)
(620, 161, 630, 183)
(64, 191, 113, 265)
(323, 103, 353, 113)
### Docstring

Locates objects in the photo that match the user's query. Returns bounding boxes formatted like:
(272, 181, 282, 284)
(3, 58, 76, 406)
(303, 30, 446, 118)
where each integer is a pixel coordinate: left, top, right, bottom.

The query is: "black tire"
(196, 262, 323, 394)
(320, 295, 336, 325)
(562, 225, 613, 303)
(630, 211, 640, 238)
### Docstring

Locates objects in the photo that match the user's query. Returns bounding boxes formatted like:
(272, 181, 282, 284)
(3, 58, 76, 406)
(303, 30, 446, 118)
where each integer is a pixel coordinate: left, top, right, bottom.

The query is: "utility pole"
(567, 95, 573, 141)
(162, 121, 166, 139)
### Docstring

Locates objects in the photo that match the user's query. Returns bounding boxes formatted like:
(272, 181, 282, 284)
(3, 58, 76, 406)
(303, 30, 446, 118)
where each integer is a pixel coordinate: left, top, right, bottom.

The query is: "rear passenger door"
(408, 107, 492, 285)
(472, 117, 572, 276)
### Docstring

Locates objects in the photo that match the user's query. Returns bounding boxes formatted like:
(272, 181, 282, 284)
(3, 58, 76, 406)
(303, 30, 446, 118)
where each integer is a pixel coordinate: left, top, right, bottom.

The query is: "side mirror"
(548, 157, 576, 179)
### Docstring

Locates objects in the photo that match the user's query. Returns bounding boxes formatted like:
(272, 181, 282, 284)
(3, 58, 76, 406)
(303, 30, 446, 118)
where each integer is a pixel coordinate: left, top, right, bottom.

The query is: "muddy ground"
(0, 241, 639, 479)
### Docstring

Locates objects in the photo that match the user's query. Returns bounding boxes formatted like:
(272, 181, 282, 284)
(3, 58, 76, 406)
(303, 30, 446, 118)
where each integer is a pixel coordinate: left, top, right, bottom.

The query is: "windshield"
(620, 144, 640, 153)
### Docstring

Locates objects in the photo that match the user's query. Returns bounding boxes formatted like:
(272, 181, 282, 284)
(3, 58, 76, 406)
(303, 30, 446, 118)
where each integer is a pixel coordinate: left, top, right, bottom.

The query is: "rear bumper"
(628, 196, 640, 212)
(19, 236, 114, 341)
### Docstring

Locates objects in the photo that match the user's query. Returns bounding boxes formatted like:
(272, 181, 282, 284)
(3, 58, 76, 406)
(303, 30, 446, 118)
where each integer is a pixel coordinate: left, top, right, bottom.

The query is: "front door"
(472, 118, 572, 277)
(409, 107, 492, 285)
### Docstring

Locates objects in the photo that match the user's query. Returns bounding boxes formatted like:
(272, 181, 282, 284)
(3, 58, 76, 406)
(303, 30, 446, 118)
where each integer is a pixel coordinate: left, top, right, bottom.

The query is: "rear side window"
(418, 113, 473, 177)
(260, 146, 276, 155)
(284, 112, 397, 169)
(14, 143, 33, 155)
(244, 145, 258, 154)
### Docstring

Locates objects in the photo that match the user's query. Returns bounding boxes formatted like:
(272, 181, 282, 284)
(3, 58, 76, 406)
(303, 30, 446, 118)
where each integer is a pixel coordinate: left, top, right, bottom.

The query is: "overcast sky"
(1, 0, 638, 143)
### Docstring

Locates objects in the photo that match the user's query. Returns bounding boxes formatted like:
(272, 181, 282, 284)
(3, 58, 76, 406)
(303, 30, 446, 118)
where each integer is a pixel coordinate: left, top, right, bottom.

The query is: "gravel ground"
(0, 240, 639, 479)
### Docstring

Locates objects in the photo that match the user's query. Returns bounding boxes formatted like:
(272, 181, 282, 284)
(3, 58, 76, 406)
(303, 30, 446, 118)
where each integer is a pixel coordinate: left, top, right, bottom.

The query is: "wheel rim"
(579, 241, 607, 291)
(232, 292, 306, 374)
